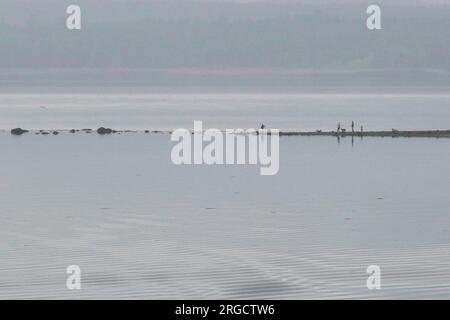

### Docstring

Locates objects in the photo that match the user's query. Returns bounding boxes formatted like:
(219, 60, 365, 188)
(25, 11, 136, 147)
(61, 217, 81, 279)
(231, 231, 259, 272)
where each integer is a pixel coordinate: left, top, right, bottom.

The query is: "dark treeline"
(0, 0, 449, 70)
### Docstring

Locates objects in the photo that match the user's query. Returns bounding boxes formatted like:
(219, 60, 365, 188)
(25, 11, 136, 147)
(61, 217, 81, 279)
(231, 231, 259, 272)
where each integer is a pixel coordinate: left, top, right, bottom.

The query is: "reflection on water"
(0, 133, 450, 299)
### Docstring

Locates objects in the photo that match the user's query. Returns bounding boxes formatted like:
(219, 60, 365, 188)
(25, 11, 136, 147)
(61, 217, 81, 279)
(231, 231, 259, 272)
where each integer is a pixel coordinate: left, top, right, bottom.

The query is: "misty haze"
(1, 0, 450, 301)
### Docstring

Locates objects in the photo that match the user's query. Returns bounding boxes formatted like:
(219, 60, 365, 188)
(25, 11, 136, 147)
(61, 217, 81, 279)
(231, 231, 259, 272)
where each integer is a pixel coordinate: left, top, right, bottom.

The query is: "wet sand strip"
(279, 130, 450, 138)
(5, 128, 450, 138)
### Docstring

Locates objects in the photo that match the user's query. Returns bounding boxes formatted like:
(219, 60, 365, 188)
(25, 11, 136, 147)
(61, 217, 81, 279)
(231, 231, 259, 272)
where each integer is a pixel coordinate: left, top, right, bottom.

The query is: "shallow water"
(1, 90, 450, 132)
(1, 132, 450, 299)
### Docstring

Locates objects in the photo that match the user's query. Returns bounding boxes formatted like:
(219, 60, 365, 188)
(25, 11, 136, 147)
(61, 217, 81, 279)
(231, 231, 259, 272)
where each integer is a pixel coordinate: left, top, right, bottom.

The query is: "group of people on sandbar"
(337, 121, 363, 135)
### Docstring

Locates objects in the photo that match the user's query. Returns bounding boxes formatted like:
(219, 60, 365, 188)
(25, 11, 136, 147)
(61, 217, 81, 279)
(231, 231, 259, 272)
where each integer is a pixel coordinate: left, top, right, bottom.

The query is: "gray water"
(1, 131, 450, 299)
(1, 90, 450, 131)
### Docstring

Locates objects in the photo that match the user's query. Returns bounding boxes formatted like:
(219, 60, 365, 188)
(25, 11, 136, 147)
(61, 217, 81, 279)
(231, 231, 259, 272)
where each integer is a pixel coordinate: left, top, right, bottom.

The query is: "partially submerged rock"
(11, 128, 29, 135)
(97, 127, 113, 135)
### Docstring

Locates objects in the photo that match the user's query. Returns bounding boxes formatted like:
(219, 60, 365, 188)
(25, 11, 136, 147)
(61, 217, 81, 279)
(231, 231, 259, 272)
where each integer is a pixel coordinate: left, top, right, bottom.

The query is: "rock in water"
(11, 128, 29, 135)
(97, 127, 113, 135)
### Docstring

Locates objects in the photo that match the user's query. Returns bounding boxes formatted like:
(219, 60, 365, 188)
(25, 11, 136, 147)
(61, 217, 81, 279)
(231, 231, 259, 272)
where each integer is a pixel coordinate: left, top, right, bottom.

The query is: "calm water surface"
(1, 132, 449, 299)
(1, 90, 450, 131)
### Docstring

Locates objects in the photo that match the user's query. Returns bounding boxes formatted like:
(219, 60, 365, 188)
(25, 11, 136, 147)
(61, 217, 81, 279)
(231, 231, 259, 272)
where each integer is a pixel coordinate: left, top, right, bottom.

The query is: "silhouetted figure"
(337, 122, 341, 133)
(260, 124, 266, 130)
(351, 121, 355, 133)
(361, 125, 364, 134)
